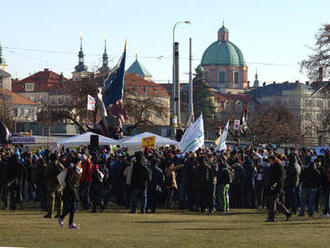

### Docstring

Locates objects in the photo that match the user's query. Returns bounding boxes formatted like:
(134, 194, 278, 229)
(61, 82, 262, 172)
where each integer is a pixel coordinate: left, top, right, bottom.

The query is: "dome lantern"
(218, 23, 229, 42)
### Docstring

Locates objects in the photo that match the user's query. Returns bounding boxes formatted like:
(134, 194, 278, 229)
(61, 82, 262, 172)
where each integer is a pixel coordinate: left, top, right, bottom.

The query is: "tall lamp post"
(172, 20, 191, 129)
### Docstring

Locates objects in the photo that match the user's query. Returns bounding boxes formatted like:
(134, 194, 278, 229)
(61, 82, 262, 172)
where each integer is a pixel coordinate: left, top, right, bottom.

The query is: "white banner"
(178, 114, 204, 153)
(234, 119, 240, 131)
(87, 95, 96, 111)
(217, 121, 229, 152)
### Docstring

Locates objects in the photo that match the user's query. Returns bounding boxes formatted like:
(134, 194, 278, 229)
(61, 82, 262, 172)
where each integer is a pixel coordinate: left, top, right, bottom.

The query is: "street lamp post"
(172, 20, 191, 129)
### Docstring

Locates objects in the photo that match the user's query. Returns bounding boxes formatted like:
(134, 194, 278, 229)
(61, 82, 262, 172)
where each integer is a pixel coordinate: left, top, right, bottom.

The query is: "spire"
(74, 34, 88, 72)
(253, 68, 259, 87)
(99, 37, 109, 73)
(0, 42, 3, 65)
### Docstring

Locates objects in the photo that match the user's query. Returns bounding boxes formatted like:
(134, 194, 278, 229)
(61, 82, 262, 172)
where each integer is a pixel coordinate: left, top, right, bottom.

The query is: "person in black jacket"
(147, 157, 165, 213)
(284, 153, 301, 214)
(299, 158, 321, 217)
(129, 151, 151, 214)
(57, 157, 81, 229)
(265, 155, 292, 222)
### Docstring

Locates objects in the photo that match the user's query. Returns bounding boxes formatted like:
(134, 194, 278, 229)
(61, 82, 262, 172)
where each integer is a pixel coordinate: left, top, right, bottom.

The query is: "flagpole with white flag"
(178, 114, 204, 153)
(217, 120, 230, 152)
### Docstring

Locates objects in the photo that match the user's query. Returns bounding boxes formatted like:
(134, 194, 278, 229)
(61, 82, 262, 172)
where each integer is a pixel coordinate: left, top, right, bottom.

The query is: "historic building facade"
(201, 24, 248, 94)
(248, 82, 330, 146)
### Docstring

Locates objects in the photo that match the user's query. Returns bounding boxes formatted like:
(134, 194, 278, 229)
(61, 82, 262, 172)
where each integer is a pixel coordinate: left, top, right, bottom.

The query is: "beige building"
(0, 87, 37, 122)
(248, 82, 330, 146)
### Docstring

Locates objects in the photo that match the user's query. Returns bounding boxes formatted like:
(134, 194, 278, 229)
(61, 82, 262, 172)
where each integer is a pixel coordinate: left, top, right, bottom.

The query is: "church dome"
(201, 25, 246, 67)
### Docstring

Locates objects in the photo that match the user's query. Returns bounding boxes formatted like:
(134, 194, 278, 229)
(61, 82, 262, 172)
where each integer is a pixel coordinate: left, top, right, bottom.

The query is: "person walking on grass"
(57, 157, 82, 229)
(265, 155, 292, 222)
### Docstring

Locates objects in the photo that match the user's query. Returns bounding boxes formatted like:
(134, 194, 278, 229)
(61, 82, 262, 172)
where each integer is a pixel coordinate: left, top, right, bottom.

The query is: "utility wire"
(3, 46, 299, 66)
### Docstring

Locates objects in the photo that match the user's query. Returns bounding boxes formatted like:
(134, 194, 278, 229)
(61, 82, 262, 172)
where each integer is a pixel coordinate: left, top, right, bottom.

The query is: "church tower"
(99, 38, 109, 73)
(72, 35, 89, 80)
(0, 42, 8, 71)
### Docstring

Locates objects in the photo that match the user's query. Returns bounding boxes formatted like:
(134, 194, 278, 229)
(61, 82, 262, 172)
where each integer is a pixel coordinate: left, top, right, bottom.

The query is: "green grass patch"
(0, 207, 329, 248)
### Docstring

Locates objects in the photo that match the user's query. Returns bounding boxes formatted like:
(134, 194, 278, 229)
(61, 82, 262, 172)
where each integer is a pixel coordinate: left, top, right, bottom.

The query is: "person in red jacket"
(79, 154, 93, 209)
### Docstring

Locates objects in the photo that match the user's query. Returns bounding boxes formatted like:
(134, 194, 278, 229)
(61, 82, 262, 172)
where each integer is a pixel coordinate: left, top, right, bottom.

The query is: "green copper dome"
(201, 25, 246, 67)
(218, 25, 229, 33)
(127, 57, 152, 77)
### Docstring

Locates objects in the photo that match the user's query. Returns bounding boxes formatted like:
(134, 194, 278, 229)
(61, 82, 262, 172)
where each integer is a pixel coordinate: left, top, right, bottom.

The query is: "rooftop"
(0, 88, 37, 105)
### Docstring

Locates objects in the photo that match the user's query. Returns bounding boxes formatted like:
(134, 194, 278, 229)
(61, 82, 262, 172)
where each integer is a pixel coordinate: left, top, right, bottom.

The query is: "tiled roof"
(0, 88, 37, 105)
(124, 73, 169, 97)
(0, 68, 11, 77)
(12, 69, 68, 92)
(158, 83, 189, 97)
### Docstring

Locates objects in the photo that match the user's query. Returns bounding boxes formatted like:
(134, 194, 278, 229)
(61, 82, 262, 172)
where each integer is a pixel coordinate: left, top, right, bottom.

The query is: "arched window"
(235, 100, 243, 113)
(224, 101, 231, 112)
(248, 102, 255, 112)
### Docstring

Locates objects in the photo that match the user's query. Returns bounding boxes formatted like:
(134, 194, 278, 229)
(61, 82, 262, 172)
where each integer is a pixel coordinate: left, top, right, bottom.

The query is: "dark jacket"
(301, 165, 321, 188)
(266, 162, 285, 196)
(149, 165, 165, 191)
(285, 155, 301, 188)
(130, 160, 151, 190)
(46, 160, 64, 189)
(62, 166, 79, 203)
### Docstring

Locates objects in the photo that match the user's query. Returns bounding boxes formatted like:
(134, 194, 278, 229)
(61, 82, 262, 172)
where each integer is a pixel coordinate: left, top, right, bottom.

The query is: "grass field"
(0, 206, 329, 248)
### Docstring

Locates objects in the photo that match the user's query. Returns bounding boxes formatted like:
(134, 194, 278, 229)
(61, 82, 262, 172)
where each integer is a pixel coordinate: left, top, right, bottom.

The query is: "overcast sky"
(0, 0, 329, 83)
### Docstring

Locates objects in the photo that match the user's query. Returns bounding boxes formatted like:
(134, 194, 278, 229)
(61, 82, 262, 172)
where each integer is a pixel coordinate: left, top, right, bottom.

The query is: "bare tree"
(123, 88, 169, 135)
(301, 23, 330, 81)
(248, 106, 303, 145)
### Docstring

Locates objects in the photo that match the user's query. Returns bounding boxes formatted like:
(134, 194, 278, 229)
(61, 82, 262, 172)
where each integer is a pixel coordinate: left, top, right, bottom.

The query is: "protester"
(57, 157, 82, 229)
(0, 143, 329, 224)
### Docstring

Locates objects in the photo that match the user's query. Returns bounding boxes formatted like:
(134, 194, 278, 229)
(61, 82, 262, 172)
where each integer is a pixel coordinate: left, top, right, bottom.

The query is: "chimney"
(318, 67, 323, 82)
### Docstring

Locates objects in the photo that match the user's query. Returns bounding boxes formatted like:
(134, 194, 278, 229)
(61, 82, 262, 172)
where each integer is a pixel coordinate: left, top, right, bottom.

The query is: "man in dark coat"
(130, 151, 151, 214)
(147, 157, 165, 213)
(265, 155, 292, 222)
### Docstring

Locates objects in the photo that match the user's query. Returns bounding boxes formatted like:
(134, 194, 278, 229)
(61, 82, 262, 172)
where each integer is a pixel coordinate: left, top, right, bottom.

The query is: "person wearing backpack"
(130, 151, 151, 214)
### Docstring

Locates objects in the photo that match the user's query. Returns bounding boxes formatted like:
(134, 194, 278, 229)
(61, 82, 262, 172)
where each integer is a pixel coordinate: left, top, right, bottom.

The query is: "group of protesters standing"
(0, 144, 329, 227)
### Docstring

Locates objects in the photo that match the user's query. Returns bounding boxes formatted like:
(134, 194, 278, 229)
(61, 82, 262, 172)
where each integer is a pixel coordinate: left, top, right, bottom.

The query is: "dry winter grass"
(0, 207, 329, 248)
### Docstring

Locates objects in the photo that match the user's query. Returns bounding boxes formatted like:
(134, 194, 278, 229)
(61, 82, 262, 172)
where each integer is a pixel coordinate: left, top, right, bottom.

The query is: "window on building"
(234, 72, 239, 84)
(305, 112, 312, 121)
(316, 100, 324, 108)
(248, 102, 255, 112)
(58, 97, 63, 105)
(219, 72, 225, 84)
(13, 108, 18, 117)
(210, 70, 216, 82)
(20, 108, 25, 115)
(204, 72, 209, 81)
(224, 101, 231, 112)
(236, 101, 243, 112)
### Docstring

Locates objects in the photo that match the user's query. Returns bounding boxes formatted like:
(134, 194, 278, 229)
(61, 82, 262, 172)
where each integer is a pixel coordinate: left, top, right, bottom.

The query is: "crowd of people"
(0, 144, 329, 228)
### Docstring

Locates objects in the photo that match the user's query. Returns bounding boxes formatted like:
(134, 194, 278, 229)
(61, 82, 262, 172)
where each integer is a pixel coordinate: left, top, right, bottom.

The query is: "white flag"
(87, 95, 95, 111)
(217, 121, 229, 152)
(179, 114, 204, 153)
